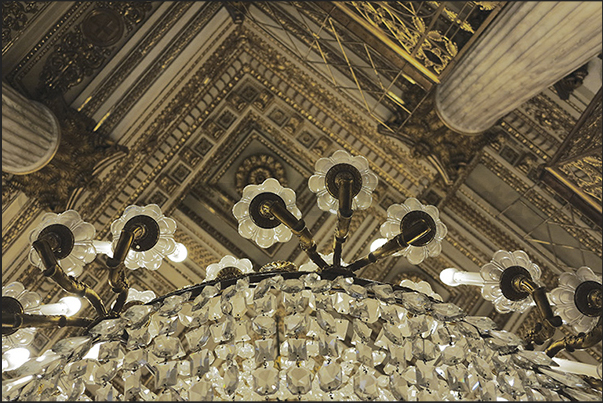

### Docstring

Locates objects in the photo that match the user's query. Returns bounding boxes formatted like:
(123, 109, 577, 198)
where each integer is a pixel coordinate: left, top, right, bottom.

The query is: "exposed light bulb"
(168, 242, 188, 262)
(440, 268, 461, 286)
(370, 238, 388, 253)
(552, 357, 602, 378)
(59, 296, 82, 317)
(92, 240, 113, 256)
(2, 347, 30, 371)
(440, 268, 485, 287)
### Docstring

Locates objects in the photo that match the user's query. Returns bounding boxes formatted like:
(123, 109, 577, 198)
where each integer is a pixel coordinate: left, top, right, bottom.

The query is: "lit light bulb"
(92, 240, 113, 256)
(2, 347, 30, 371)
(440, 268, 461, 286)
(168, 242, 188, 262)
(370, 238, 388, 253)
(38, 296, 83, 316)
(552, 358, 603, 378)
(440, 268, 485, 287)
(59, 296, 82, 317)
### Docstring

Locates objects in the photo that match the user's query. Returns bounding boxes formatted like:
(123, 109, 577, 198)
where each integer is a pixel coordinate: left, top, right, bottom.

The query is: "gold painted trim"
(545, 167, 602, 214)
(333, 3, 440, 84)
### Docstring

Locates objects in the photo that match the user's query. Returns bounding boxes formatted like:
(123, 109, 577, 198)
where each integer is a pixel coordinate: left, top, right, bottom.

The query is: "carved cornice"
(95, 2, 224, 135)
(178, 203, 245, 260)
(83, 31, 247, 233)
(443, 225, 490, 268)
(36, 2, 154, 96)
(520, 93, 576, 140)
(78, 1, 198, 116)
(2, 1, 51, 54)
(5, 2, 92, 94)
(1, 199, 40, 256)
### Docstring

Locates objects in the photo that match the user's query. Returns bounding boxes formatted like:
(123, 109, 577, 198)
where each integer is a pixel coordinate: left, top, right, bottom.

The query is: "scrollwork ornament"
(2, 1, 42, 49)
(36, 2, 152, 95)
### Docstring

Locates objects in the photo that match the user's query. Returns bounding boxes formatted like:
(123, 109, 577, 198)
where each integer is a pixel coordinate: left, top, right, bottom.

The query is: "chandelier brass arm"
(32, 236, 108, 318)
(500, 267, 563, 328)
(332, 176, 354, 268)
(2, 311, 94, 331)
(266, 198, 329, 270)
(347, 217, 433, 272)
(546, 316, 603, 357)
(107, 265, 129, 316)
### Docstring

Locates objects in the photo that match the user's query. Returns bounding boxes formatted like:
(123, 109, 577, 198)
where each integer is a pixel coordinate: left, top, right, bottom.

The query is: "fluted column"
(2, 82, 61, 174)
(435, 2, 603, 135)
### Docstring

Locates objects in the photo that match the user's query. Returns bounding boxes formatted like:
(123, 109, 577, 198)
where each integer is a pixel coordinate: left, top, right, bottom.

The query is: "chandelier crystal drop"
(2, 273, 601, 401)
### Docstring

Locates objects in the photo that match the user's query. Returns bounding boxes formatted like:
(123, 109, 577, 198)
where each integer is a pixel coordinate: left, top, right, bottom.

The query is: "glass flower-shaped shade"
(480, 250, 541, 314)
(379, 198, 447, 265)
(28, 210, 96, 277)
(550, 267, 601, 333)
(232, 178, 301, 248)
(205, 255, 254, 281)
(308, 150, 378, 214)
(2, 282, 41, 353)
(110, 204, 177, 270)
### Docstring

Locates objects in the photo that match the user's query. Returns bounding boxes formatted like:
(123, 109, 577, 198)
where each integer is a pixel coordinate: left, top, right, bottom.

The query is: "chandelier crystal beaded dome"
(2, 150, 602, 401)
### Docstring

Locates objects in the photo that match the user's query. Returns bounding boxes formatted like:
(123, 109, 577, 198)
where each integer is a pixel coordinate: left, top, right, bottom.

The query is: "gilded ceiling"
(2, 1, 601, 364)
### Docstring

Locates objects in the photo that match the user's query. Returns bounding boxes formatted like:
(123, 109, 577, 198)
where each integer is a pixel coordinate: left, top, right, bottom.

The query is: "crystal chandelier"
(2, 150, 602, 401)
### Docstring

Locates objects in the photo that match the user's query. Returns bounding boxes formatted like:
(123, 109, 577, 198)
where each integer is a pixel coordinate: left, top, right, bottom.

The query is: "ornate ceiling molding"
(542, 87, 602, 225)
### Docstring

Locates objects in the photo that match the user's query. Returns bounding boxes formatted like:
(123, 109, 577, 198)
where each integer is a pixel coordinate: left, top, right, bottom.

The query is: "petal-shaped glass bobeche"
(205, 255, 254, 281)
(232, 178, 301, 248)
(2, 281, 41, 353)
(4, 272, 601, 401)
(480, 250, 541, 314)
(308, 150, 378, 214)
(28, 210, 97, 277)
(110, 204, 177, 270)
(379, 198, 447, 265)
(550, 266, 601, 333)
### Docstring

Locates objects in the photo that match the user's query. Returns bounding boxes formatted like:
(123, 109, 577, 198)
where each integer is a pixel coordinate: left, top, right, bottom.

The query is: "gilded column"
(435, 2, 603, 135)
(2, 82, 61, 174)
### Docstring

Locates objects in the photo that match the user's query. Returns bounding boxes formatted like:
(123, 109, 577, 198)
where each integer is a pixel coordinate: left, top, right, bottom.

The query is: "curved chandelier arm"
(546, 316, 603, 357)
(347, 218, 433, 272)
(32, 237, 108, 318)
(2, 311, 93, 331)
(106, 225, 137, 268)
(267, 200, 329, 270)
(512, 276, 562, 328)
(108, 265, 129, 316)
(332, 177, 354, 268)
